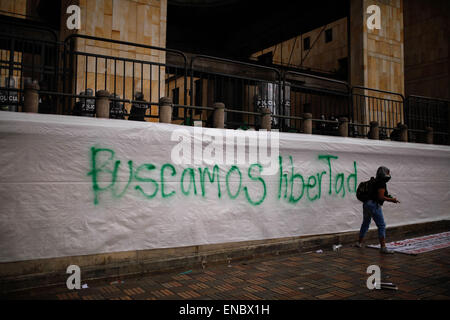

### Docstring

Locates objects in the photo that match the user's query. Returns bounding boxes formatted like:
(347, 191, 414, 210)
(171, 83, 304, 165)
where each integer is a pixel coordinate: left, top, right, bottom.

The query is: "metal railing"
(405, 95, 449, 145)
(351, 86, 405, 140)
(188, 55, 282, 129)
(62, 34, 188, 119)
(0, 32, 448, 145)
(0, 32, 61, 113)
(284, 70, 351, 135)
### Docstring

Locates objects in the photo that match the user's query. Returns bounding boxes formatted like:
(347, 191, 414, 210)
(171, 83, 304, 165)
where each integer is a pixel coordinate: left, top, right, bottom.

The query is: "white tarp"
(0, 112, 449, 263)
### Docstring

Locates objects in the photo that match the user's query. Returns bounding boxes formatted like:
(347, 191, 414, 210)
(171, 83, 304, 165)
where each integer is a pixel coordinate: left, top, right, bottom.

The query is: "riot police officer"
(73, 88, 95, 117)
(38, 79, 54, 114)
(128, 92, 147, 121)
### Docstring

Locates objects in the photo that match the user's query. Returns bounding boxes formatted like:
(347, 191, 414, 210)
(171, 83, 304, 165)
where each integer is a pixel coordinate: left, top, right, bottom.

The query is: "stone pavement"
(4, 244, 450, 300)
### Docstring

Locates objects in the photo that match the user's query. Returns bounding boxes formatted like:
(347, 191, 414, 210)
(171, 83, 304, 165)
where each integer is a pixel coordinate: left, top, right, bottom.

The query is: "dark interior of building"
(1, 0, 350, 65)
(167, 0, 349, 60)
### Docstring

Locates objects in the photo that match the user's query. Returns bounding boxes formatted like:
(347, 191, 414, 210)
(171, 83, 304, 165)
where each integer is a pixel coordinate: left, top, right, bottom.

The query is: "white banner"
(0, 112, 449, 262)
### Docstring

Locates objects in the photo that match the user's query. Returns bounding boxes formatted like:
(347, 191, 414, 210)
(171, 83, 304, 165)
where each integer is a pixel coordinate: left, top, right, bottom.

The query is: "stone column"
(96, 90, 110, 118)
(213, 102, 225, 129)
(399, 124, 408, 142)
(369, 121, 379, 140)
(303, 113, 312, 134)
(260, 108, 271, 131)
(159, 97, 173, 124)
(23, 82, 40, 113)
(350, 0, 405, 128)
(339, 117, 349, 137)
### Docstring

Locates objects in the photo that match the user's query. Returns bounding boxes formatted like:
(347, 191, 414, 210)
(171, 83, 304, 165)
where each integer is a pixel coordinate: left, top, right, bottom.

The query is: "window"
(325, 28, 333, 43)
(303, 37, 310, 50)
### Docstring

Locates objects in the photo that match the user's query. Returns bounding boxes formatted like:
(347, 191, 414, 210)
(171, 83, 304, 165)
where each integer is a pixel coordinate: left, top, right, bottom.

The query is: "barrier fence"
(0, 33, 448, 145)
(0, 32, 60, 112)
(351, 86, 405, 140)
(284, 70, 351, 136)
(62, 34, 188, 120)
(405, 95, 450, 145)
(188, 55, 282, 130)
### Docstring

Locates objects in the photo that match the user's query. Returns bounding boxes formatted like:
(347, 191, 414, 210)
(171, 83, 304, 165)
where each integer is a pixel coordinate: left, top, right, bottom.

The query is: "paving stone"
(6, 245, 450, 300)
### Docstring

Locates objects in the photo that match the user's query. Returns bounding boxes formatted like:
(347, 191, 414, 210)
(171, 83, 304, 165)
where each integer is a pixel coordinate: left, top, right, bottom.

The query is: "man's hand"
(390, 197, 400, 203)
(386, 194, 400, 203)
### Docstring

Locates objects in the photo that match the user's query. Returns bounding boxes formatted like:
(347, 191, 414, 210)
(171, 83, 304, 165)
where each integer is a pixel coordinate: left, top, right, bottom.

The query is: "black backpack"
(356, 177, 375, 202)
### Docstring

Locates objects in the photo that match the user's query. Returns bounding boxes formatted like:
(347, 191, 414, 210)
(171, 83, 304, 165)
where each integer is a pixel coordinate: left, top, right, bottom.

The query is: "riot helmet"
(376, 166, 391, 183)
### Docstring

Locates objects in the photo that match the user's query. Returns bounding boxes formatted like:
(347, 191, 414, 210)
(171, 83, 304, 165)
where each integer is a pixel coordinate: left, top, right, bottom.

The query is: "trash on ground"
(81, 284, 88, 289)
(179, 270, 192, 275)
(315, 249, 323, 253)
(298, 287, 304, 290)
(381, 282, 398, 290)
(332, 244, 342, 252)
(377, 282, 398, 290)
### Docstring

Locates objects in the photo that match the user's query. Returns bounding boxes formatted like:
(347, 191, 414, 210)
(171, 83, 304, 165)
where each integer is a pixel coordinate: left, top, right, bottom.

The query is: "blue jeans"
(359, 200, 386, 239)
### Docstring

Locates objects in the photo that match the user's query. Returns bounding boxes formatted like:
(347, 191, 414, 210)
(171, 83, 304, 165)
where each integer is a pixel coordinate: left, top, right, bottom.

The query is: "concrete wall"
(404, 0, 449, 99)
(251, 18, 348, 74)
(350, 0, 404, 95)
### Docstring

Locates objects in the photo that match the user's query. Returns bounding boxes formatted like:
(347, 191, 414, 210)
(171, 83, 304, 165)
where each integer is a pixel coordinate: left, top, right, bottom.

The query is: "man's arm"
(378, 188, 400, 203)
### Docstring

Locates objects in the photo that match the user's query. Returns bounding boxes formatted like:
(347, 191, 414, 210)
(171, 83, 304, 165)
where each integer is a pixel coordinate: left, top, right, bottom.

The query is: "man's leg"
(357, 203, 372, 246)
(371, 205, 393, 254)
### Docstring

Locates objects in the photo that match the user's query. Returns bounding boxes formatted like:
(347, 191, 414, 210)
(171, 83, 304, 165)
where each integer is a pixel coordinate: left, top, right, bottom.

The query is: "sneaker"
(354, 242, 364, 248)
(380, 247, 394, 254)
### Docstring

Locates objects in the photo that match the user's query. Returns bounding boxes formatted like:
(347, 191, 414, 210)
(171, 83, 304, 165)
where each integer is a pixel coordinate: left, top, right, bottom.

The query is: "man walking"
(356, 166, 400, 254)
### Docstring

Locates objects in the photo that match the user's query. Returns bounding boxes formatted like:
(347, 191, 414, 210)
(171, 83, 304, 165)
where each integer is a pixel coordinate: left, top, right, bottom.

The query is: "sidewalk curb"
(1, 220, 449, 294)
